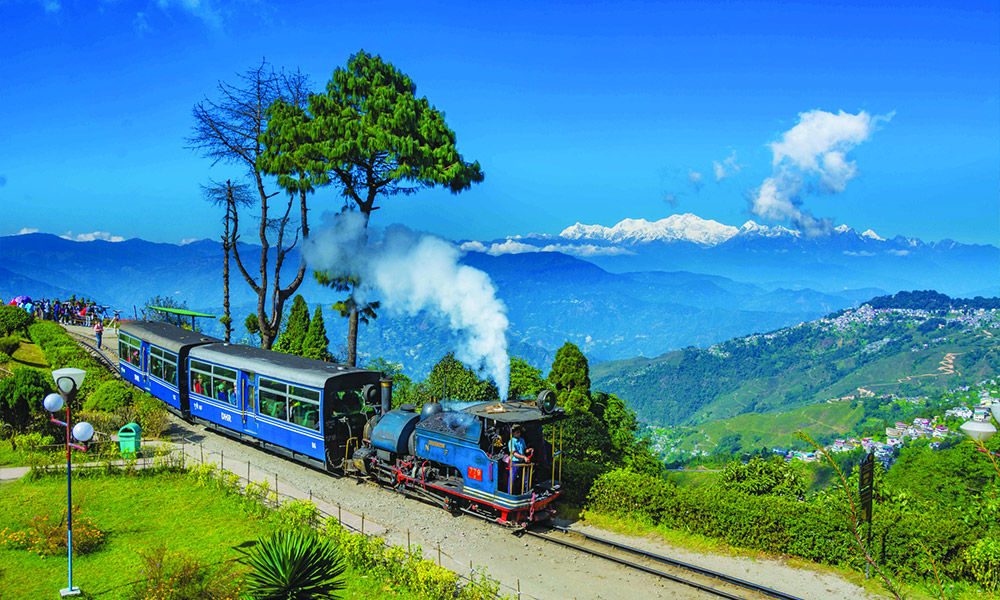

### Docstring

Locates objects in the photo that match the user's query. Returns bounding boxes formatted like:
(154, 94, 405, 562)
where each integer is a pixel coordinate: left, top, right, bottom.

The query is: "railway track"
(524, 525, 807, 600)
(65, 329, 121, 376)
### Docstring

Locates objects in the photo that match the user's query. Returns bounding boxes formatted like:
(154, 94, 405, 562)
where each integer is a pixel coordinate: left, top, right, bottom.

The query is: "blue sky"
(1, 0, 997, 245)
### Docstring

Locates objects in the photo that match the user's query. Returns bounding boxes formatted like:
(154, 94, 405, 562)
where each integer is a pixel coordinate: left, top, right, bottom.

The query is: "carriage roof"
(189, 343, 376, 389)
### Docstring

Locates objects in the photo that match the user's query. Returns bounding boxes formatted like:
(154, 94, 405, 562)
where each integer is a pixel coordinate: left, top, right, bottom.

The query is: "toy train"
(117, 321, 566, 525)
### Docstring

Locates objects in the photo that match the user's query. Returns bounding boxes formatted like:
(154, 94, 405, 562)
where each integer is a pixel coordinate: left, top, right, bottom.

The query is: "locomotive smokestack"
(380, 375, 393, 419)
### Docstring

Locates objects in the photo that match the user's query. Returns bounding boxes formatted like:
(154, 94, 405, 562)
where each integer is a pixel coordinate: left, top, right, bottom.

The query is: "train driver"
(508, 425, 534, 463)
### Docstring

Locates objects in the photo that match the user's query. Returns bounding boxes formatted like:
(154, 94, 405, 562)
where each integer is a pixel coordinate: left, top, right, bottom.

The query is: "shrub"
(11, 431, 56, 451)
(238, 529, 346, 600)
(132, 392, 169, 438)
(0, 335, 19, 356)
(0, 351, 10, 363)
(558, 460, 607, 506)
(83, 380, 134, 412)
(129, 543, 243, 600)
(0, 306, 33, 336)
(587, 468, 676, 525)
(0, 367, 51, 433)
(0, 505, 104, 556)
(965, 536, 1000, 591)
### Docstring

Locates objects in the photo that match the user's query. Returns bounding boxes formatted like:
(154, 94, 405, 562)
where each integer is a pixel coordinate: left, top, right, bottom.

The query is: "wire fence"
(25, 437, 544, 600)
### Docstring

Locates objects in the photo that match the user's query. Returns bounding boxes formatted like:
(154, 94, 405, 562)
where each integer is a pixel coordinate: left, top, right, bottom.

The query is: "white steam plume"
(305, 213, 511, 399)
(750, 109, 892, 236)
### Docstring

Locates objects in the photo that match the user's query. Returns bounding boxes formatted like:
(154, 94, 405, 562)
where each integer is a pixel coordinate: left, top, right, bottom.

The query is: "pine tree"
(266, 50, 484, 365)
(548, 342, 591, 413)
(274, 295, 311, 355)
(301, 306, 331, 361)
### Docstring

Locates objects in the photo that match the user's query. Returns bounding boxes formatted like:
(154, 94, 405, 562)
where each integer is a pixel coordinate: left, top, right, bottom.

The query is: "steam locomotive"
(117, 320, 566, 525)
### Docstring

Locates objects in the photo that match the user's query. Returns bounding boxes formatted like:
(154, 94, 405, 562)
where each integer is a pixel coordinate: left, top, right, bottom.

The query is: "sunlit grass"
(0, 472, 421, 599)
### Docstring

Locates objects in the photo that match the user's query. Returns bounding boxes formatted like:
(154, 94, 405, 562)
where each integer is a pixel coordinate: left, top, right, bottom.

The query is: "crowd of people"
(4, 295, 119, 329)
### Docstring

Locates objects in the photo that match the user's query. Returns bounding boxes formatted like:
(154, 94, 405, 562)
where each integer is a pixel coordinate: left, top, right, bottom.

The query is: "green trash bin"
(118, 422, 142, 456)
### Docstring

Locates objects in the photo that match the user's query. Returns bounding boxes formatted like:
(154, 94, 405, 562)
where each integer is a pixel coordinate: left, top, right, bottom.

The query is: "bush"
(0, 505, 103, 556)
(0, 351, 10, 364)
(129, 543, 242, 600)
(11, 431, 56, 451)
(0, 335, 19, 356)
(132, 392, 169, 438)
(83, 380, 134, 412)
(0, 306, 33, 336)
(0, 367, 51, 433)
(965, 536, 1000, 591)
(587, 468, 676, 525)
(558, 460, 607, 506)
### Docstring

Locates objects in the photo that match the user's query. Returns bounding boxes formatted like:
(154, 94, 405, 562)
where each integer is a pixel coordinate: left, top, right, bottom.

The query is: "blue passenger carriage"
(118, 321, 220, 416)
(185, 343, 379, 468)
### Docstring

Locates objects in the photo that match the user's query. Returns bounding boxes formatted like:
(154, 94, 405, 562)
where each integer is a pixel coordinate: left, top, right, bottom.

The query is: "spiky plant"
(238, 529, 346, 600)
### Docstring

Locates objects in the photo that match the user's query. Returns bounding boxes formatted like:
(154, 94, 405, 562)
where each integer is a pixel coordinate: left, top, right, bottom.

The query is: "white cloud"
(713, 151, 743, 181)
(156, 0, 223, 29)
(688, 170, 703, 190)
(461, 238, 633, 257)
(133, 11, 151, 34)
(179, 238, 201, 245)
(16, 228, 39, 235)
(750, 109, 892, 236)
(61, 231, 126, 242)
(843, 250, 876, 257)
(41, 0, 60, 13)
(887, 249, 910, 256)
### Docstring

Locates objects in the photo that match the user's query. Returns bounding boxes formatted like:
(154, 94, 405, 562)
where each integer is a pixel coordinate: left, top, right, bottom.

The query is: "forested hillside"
(592, 292, 1000, 426)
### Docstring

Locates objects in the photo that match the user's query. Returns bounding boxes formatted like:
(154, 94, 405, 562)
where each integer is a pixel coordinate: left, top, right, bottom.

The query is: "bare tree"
(188, 61, 313, 349)
(202, 179, 255, 342)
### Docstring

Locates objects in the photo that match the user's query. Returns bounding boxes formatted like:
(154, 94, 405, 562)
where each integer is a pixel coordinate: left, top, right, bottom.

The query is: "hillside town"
(650, 378, 1000, 465)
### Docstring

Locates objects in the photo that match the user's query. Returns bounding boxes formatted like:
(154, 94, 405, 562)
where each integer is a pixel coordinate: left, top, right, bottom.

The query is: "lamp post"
(43, 367, 93, 598)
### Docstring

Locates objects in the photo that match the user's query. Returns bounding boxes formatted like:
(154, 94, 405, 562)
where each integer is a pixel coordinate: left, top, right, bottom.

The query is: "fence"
(26, 436, 544, 600)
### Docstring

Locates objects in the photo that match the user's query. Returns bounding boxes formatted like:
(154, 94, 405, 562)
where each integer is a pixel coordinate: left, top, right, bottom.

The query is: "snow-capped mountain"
(559, 214, 739, 246)
(464, 213, 999, 296)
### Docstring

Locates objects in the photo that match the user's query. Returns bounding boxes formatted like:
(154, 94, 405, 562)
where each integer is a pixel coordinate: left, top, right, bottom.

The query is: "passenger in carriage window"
(228, 383, 238, 406)
(194, 375, 204, 395)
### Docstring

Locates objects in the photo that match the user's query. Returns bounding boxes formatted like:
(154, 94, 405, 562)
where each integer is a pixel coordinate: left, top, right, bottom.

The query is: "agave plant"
(238, 529, 347, 600)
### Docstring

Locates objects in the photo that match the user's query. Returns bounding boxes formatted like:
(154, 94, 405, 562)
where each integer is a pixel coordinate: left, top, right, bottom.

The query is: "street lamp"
(43, 367, 93, 598)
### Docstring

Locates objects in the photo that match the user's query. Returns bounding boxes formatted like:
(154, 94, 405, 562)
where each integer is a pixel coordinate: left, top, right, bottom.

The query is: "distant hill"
(592, 297, 1000, 426)
(1, 233, 876, 379)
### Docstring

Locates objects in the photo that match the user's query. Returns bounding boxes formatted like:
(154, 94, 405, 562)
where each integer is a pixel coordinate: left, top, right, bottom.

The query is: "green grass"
(0, 472, 418, 599)
(10, 339, 47, 369)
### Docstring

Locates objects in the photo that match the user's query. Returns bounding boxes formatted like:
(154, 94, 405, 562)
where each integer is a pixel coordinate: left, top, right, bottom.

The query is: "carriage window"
(190, 360, 237, 403)
(149, 346, 178, 387)
(259, 378, 288, 421)
(119, 332, 142, 368)
(257, 378, 320, 430)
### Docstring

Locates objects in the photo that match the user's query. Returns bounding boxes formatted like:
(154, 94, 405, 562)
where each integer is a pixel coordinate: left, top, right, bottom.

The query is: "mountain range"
(462, 214, 1000, 297)
(1, 213, 996, 379)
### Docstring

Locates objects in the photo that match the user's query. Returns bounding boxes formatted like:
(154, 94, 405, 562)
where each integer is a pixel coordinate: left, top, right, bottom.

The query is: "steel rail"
(525, 526, 807, 600)
(66, 331, 120, 376)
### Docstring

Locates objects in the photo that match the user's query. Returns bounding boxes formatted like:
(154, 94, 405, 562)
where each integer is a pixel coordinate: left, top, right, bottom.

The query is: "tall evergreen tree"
(274, 295, 311, 355)
(548, 342, 591, 413)
(264, 50, 484, 365)
(301, 306, 331, 361)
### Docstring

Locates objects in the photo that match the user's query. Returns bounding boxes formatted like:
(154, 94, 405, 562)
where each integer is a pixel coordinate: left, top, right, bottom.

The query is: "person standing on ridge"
(93, 317, 104, 350)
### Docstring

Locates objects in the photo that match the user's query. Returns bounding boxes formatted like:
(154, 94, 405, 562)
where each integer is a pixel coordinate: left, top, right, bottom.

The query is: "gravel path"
(164, 416, 875, 600)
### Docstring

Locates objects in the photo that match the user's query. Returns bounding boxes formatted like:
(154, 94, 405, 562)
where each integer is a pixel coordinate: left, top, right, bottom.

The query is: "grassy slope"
(0, 473, 408, 600)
